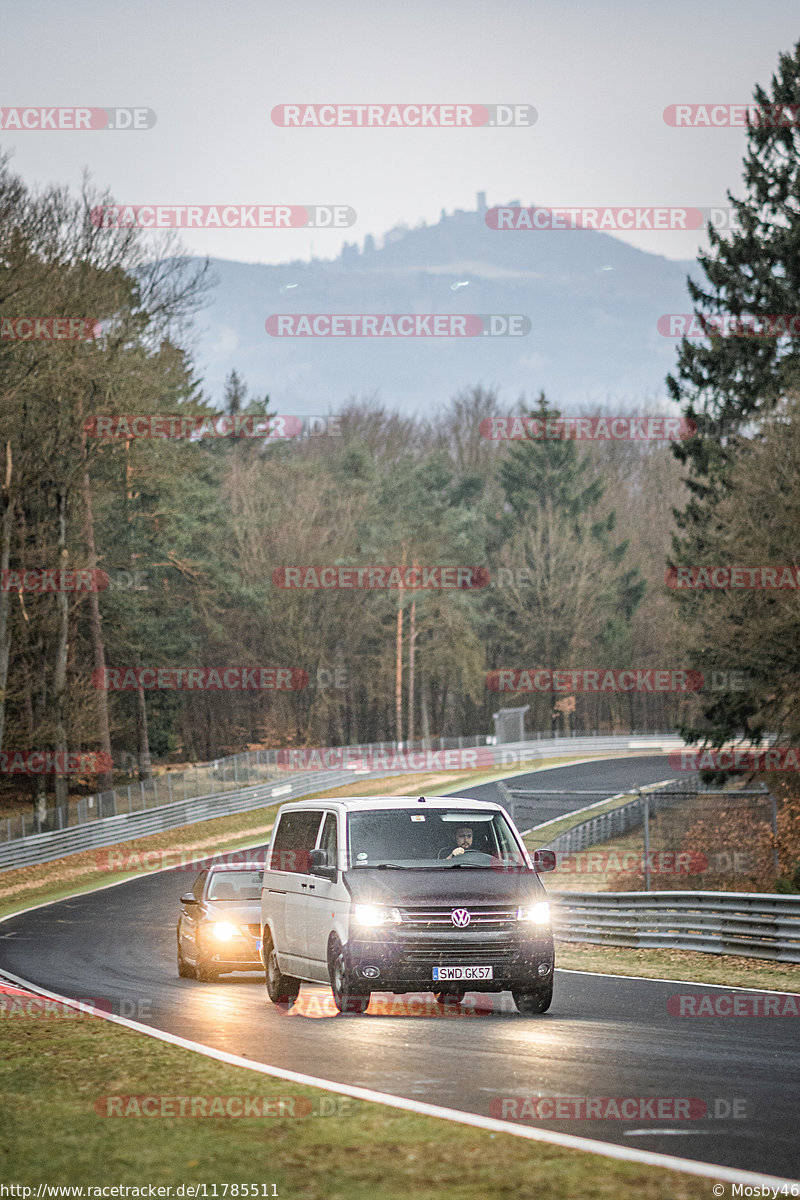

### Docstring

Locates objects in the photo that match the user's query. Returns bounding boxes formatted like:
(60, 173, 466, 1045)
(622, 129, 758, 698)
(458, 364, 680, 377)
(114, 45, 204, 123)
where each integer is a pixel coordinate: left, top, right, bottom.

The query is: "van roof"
(276, 794, 503, 815)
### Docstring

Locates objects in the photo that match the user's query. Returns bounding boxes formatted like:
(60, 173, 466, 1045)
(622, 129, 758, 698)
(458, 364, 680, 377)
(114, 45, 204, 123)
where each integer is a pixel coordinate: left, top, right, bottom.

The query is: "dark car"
(177, 864, 263, 981)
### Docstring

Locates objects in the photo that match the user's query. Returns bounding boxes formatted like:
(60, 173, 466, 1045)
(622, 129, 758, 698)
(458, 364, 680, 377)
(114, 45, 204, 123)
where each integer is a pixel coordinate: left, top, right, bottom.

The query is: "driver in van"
(445, 825, 474, 858)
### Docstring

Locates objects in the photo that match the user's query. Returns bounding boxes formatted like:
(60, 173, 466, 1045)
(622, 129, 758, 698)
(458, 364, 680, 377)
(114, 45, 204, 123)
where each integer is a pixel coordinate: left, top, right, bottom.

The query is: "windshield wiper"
(444, 862, 494, 869)
(353, 862, 412, 869)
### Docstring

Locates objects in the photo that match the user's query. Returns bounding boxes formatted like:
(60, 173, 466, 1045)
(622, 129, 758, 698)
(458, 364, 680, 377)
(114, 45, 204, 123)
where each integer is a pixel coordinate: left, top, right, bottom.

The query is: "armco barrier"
(0, 733, 684, 873)
(550, 891, 800, 962)
(0, 768, 389, 873)
(2, 731, 683, 842)
(544, 787, 686, 853)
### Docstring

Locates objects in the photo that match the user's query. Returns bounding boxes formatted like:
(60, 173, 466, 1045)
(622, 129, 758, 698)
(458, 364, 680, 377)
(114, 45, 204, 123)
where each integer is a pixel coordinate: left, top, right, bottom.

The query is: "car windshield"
(207, 870, 262, 900)
(347, 809, 527, 869)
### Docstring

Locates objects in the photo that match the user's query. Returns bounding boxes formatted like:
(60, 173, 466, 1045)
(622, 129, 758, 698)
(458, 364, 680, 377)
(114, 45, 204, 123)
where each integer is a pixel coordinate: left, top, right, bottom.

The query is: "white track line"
(0, 965, 796, 1190)
(557, 968, 800, 994)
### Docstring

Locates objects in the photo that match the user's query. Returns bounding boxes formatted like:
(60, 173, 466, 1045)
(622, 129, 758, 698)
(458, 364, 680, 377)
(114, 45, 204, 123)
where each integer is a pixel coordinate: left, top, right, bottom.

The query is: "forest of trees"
(2, 42, 800, 830)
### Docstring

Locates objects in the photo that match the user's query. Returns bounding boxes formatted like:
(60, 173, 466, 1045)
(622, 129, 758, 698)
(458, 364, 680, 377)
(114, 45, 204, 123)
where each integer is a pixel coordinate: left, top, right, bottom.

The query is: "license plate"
(433, 965, 493, 981)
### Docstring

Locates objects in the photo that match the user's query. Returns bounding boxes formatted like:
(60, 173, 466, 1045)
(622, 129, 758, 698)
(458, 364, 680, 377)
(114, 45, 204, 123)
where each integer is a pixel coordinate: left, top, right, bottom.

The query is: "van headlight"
(353, 904, 402, 927)
(516, 902, 550, 924)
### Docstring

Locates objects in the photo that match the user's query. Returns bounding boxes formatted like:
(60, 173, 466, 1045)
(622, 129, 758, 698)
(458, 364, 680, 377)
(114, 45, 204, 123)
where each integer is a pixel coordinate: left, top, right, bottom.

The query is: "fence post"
(768, 789, 779, 876)
(642, 790, 650, 892)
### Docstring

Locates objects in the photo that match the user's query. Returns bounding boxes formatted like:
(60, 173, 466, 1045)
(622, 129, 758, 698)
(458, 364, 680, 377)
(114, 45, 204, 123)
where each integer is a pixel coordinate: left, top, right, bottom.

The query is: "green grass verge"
(555, 942, 800, 991)
(0, 1010, 720, 1195)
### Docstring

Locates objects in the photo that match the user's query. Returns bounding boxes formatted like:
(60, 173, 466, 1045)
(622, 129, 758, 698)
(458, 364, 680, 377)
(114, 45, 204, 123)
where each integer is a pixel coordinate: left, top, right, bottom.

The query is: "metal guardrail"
(543, 781, 699, 855)
(550, 891, 800, 963)
(533, 780, 779, 887)
(0, 733, 684, 873)
(542, 783, 775, 859)
(0, 767, 395, 873)
(0, 731, 682, 844)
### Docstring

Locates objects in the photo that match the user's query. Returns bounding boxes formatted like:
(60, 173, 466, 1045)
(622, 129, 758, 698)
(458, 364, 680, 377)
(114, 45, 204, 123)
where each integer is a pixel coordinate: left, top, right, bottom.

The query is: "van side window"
(319, 813, 337, 865)
(269, 810, 323, 874)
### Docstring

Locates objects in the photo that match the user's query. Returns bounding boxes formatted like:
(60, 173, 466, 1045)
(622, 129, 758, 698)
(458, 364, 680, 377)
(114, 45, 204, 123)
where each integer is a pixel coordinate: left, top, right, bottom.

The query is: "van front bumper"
(344, 927, 554, 992)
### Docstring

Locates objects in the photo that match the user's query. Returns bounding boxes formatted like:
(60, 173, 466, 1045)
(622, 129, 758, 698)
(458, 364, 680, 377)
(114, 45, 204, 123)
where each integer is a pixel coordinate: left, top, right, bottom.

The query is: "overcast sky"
(1, 0, 798, 266)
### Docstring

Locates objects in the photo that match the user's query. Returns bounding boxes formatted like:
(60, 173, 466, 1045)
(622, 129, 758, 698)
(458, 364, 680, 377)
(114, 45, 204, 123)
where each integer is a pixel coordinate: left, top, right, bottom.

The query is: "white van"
(260, 794, 556, 1014)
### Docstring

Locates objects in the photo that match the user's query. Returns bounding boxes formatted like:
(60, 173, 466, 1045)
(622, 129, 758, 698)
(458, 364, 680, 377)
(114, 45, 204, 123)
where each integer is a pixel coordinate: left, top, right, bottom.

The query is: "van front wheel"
(329, 940, 369, 1014)
(512, 979, 553, 1015)
(264, 932, 300, 1007)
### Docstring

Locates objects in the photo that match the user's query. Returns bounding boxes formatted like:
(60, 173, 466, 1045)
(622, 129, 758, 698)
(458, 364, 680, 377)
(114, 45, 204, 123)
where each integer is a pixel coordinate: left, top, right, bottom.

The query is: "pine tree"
(667, 41, 800, 752)
(486, 393, 644, 729)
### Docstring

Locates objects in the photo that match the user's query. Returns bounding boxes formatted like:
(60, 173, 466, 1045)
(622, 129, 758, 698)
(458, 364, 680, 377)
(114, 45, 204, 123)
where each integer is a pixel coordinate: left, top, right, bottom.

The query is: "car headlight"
(516, 902, 550, 924)
(207, 920, 245, 941)
(353, 904, 402, 927)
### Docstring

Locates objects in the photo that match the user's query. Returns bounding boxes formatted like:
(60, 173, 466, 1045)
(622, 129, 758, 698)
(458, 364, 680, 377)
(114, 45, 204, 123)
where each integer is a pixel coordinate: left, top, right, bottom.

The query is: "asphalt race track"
(2, 756, 799, 1179)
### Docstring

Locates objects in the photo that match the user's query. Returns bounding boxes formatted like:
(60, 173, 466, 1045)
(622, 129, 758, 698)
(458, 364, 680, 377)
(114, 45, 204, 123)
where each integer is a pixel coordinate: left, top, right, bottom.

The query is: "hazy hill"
(188, 197, 701, 416)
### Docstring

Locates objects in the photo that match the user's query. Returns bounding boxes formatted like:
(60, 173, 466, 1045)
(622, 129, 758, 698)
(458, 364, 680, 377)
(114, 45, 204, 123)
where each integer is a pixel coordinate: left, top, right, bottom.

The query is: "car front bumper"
(199, 926, 262, 971)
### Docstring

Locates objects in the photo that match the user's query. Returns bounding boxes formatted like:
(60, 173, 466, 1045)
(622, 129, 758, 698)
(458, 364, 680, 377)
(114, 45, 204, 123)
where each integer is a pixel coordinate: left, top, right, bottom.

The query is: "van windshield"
(347, 809, 527, 869)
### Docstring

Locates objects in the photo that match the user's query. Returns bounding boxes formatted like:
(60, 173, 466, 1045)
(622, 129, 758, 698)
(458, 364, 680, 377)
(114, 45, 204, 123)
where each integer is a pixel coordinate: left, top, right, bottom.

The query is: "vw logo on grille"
(451, 908, 471, 928)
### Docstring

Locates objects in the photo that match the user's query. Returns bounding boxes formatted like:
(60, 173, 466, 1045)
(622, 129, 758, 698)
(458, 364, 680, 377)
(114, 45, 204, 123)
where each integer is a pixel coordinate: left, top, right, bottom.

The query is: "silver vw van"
(260, 795, 556, 1014)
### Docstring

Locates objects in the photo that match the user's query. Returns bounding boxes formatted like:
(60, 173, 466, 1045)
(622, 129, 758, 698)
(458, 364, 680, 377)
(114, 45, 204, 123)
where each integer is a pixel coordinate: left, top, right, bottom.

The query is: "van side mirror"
(180, 892, 198, 905)
(308, 848, 337, 879)
(532, 849, 557, 873)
